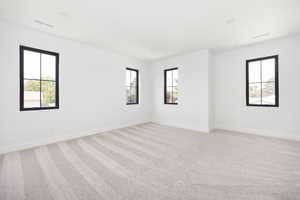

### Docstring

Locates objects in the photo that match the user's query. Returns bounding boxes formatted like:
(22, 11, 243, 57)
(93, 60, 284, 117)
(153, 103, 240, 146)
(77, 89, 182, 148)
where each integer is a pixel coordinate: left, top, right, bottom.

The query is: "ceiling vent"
(34, 20, 54, 28)
(252, 33, 270, 39)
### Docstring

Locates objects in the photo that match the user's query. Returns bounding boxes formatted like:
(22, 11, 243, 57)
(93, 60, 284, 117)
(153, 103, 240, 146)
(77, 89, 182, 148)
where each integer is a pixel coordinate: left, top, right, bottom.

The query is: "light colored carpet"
(1, 123, 300, 200)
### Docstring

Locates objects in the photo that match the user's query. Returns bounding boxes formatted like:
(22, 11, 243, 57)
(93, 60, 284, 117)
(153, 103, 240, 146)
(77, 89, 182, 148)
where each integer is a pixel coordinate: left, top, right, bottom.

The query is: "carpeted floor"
(1, 123, 300, 200)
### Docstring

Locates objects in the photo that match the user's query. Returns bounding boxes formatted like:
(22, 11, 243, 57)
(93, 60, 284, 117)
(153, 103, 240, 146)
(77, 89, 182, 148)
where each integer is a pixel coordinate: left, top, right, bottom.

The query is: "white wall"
(0, 21, 152, 154)
(1, 20, 300, 155)
(150, 50, 212, 132)
(213, 36, 300, 140)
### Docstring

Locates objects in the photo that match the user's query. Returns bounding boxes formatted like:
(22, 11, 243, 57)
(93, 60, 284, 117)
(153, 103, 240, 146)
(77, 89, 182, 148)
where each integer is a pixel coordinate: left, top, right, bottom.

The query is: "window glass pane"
(173, 86, 178, 103)
(24, 50, 40, 79)
(166, 71, 172, 86)
(41, 54, 56, 80)
(173, 70, 178, 86)
(24, 80, 40, 108)
(126, 86, 131, 103)
(126, 70, 131, 86)
(262, 82, 275, 105)
(130, 71, 137, 87)
(41, 81, 56, 107)
(166, 87, 172, 103)
(248, 61, 261, 83)
(126, 69, 138, 104)
(130, 87, 137, 103)
(262, 58, 275, 82)
(249, 83, 261, 105)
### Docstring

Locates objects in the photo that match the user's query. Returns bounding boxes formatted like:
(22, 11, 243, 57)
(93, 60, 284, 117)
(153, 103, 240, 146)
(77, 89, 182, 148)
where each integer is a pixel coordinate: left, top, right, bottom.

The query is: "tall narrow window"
(20, 46, 59, 111)
(126, 68, 139, 105)
(246, 55, 278, 107)
(164, 68, 178, 104)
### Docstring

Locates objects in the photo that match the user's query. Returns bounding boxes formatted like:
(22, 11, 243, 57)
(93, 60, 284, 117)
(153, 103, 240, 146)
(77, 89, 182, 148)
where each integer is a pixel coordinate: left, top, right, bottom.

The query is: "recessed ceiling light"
(225, 18, 235, 24)
(34, 20, 54, 28)
(252, 33, 270, 39)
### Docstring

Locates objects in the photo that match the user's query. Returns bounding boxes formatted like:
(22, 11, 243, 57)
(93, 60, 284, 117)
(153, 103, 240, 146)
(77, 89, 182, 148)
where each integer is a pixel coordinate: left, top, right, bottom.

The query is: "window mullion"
(126, 68, 138, 104)
(246, 55, 278, 107)
(40, 53, 42, 107)
(171, 71, 174, 103)
(171, 70, 173, 87)
(130, 71, 132, 88)
(20, 46, 59, 111)
(130, 86, 132, 104)
(135, 72, 138, 103)
(129, 71, 131, 103)
(164, 68, 178, 104)
(260, 60, 262, 105)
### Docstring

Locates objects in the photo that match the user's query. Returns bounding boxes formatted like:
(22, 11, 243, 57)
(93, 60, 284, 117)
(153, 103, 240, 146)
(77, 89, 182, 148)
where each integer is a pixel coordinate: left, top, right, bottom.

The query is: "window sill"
(246, 104, 279, 107)
(20, 106, 59, 111)
(126, 103, 139, 105)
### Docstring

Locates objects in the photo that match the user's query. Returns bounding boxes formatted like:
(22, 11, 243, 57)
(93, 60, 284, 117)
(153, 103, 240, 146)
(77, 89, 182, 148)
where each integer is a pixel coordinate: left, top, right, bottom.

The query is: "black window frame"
(246, 55, 279, 107)
(126, 68, 139, 105)
(20, 45, 59, 111)
(164, 67, 178, 105)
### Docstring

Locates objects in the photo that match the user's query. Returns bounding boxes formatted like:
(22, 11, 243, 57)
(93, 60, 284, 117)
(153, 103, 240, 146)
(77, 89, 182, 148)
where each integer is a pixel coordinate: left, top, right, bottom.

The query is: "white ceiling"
(1, 0, 300, 61)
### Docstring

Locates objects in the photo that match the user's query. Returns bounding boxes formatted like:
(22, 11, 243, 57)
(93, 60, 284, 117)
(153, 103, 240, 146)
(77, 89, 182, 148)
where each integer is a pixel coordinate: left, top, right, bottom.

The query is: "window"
(20, 46, 59, 111)
(126, 68, 139, 105)
(246, 55, 278, 107)
(164, 68, 178, 104)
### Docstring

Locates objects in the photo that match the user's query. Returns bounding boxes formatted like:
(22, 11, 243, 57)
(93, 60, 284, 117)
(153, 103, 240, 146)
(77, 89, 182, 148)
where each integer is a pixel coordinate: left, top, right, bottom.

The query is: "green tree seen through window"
(24, 77, 55, 105)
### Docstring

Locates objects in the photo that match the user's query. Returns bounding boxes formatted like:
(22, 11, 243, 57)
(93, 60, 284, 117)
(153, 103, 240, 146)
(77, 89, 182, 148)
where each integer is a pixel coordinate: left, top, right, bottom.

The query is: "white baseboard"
(0, 121, 151, 155)
(151, 121, 210, 133)
(214, 125, 300, 141)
